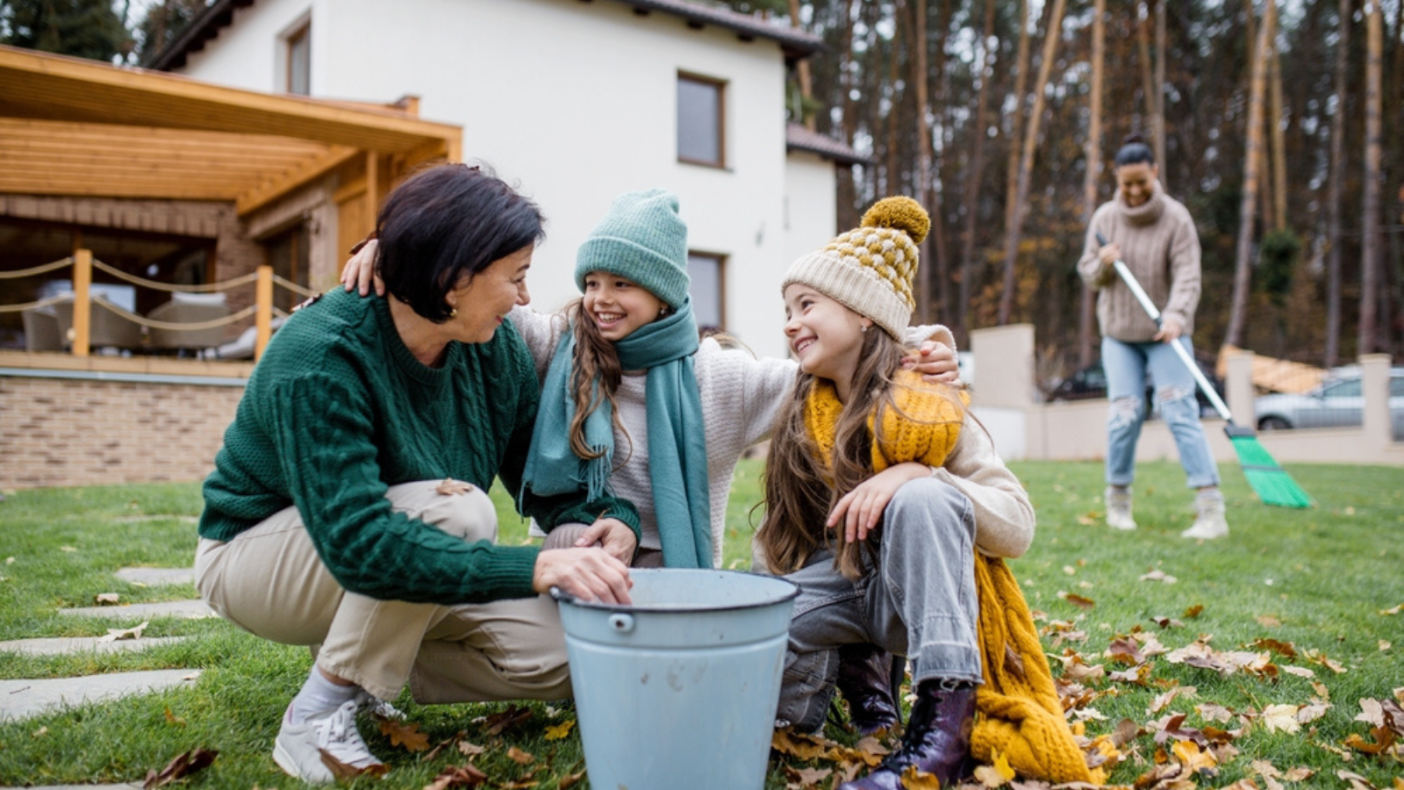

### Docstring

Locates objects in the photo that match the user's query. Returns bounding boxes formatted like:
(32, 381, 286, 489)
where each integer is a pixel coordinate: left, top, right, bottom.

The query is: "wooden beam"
(71, 248, 92, 357)
(236, 144, 358, 215)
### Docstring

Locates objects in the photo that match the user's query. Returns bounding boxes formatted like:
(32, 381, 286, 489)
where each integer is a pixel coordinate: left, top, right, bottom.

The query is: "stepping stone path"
(0, 670, 201, 722)
(0, 566, 207, 726)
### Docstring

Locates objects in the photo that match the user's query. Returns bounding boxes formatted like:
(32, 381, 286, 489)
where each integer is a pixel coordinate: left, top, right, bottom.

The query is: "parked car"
(1045, 358, 1225, 418)
(1254, 367, 1404, 437)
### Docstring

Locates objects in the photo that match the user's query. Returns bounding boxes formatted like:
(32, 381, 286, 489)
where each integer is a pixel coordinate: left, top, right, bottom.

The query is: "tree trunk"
(1360, 0, 1383, 355)
(1137, 3, 1156, 137)
(998, 0, 1068, 325)
(884, 2, 905, 198)
(913, 0, 933, 323)
(1326, 0, 1350, 367)
(929, 0, 952, 326)
(1267, 0, 1288, 231)
(1002, 0, 1032, 269)
(1225, 5, 1272, 349)
(1080, 0, 1106, 368)
(835, 0, 859, 230)
(959, 0, 997, 339)
(1153, 0, 1166, 173)
(786, 0, 815, 131)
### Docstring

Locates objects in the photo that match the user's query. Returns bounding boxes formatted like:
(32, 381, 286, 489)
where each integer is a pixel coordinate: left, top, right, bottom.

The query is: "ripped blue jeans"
(1102, 335, 1220, 489)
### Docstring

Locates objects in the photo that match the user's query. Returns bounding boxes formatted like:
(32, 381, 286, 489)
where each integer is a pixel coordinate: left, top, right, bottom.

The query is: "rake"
(1094, 232, 1311, 508)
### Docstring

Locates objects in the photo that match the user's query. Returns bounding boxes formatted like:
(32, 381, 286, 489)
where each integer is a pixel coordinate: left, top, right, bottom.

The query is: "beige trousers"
(541, 522, 665, 568)
(195, 480, 571, 703)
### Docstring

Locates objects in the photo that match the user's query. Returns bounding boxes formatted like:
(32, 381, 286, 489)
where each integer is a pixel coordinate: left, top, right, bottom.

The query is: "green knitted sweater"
(199, 288, 640, 605)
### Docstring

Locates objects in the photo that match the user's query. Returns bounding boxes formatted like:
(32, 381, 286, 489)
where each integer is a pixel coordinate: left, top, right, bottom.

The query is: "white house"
(150, 0, 865, 359)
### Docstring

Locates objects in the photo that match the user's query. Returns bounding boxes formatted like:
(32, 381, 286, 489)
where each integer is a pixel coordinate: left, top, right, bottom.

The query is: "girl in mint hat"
(342, 188, 957, 570)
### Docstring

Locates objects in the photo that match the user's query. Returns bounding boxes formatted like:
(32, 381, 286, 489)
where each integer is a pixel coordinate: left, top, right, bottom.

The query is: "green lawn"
(0, 460, 1401, 788)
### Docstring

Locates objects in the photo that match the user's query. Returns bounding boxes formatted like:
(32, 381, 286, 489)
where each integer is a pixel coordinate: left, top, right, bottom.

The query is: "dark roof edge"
(144, 0, 254, 71)
(785, 123, 869, 166)
(146, 0, 824, 73)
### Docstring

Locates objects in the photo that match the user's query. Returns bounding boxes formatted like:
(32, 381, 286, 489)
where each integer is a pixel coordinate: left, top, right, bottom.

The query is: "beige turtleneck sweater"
(1077, 184, 1201, 343)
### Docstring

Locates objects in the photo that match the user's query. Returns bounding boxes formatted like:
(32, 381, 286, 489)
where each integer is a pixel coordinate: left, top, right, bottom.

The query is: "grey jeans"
(775, 477, 982, 732)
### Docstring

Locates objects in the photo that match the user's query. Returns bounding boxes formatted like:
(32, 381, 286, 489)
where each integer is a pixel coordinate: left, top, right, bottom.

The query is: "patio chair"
(52, 295, 145, 351)
(147, 292, 230, 353)
(21, 305, 64, 352)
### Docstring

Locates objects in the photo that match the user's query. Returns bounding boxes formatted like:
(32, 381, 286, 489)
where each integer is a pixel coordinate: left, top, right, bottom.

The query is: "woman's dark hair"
(376, 163, 544, 323)
(1114, 133, 1155, 168)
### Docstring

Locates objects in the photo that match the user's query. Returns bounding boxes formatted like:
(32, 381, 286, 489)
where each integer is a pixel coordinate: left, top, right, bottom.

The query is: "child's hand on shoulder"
(901, 342, 960, 384)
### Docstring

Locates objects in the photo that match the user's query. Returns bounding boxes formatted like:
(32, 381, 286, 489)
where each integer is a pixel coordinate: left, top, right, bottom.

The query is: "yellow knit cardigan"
(801, 371, 1100, 785)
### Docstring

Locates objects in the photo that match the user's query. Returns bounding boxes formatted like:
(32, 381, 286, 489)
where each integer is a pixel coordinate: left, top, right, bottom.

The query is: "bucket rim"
(550, 569, 799, 613)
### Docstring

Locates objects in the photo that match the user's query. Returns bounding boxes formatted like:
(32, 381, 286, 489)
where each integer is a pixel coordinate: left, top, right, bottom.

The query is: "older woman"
(195, 164, 636, 783)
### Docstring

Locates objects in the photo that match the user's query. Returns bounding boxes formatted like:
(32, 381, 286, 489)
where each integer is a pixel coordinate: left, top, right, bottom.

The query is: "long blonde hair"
(758, 329, 905, 579)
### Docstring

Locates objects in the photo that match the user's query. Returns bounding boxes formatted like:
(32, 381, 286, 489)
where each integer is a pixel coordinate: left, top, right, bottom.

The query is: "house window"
(266, 224, 311, 313)
(286, 23, 310, 95)
(687, 252, 725, 333)
(678, 73, 725, 167)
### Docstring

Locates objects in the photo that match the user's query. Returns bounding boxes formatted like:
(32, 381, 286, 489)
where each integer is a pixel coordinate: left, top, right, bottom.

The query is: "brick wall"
(0, 374, 243, 489)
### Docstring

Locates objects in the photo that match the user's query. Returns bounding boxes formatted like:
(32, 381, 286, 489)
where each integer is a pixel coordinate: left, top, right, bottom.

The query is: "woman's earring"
(449, 307, 458, 318)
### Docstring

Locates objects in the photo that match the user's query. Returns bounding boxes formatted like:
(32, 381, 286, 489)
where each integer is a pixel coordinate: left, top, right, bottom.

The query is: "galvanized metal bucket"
(554, 568, 799, 790)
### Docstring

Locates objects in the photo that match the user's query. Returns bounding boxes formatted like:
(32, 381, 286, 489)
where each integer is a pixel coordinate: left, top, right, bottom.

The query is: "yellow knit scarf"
(801, 371, 1100, 785)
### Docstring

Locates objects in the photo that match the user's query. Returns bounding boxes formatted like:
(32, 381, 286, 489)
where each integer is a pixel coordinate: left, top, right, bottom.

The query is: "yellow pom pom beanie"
(781, 196, 930, 340)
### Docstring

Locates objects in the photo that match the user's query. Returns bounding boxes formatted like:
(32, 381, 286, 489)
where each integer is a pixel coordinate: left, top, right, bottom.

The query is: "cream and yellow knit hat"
(781, 196, 930, 340)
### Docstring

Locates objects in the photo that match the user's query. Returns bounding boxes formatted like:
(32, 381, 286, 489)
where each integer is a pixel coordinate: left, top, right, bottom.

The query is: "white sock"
(1196, 488, 1224, 504)
(289, 667, 360, 725)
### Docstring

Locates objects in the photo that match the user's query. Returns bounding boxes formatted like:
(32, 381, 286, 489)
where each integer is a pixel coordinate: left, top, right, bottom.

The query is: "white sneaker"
(273, 699, 384, 782)
(1105, 487, 1137, 530)
(1182, 497, 1228, 540)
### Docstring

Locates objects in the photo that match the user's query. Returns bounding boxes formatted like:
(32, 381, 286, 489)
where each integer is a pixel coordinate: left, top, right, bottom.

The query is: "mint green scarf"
(521, 299, 712, 568)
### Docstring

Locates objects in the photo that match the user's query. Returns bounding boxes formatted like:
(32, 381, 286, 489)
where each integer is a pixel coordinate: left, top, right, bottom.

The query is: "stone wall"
(0, 367, 244, 490)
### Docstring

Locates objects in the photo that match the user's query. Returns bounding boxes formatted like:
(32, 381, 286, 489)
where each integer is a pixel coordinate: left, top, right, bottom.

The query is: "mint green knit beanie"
(575, 189, 690, 309)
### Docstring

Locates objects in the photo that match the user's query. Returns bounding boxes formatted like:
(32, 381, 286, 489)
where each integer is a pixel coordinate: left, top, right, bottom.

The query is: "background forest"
(3, 0, 1401, 387)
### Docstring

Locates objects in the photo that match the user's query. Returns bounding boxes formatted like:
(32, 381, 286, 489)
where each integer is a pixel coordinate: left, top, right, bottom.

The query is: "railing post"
(72, 248, 92, 357)
(255, 265, 273, 361)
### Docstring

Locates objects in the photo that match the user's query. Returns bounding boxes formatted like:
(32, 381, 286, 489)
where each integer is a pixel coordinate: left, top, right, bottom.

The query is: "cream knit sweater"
(1077, 185, 1201, 343)
(510, 307, 973, 568)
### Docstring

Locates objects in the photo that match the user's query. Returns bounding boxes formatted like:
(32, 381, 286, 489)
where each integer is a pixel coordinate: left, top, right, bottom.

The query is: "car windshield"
(1320, 379, 1362, 398)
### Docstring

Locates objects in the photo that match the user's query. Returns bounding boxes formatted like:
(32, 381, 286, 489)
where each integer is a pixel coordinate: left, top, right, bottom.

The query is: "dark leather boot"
(839, 680, 976, 790)
(835, 643, 900, 735)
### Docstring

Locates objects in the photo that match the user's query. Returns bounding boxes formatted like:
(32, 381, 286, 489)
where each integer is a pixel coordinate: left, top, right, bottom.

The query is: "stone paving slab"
(57, 600, 214, 620)
(0, 669, 200, 721)
(0, 636, 187, 656)
(114, 567, 194, 586)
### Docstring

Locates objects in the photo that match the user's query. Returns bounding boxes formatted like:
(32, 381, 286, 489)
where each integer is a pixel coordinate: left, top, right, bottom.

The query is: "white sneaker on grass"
(273, 699, 384, 782)
(1182, 496, 1228, 540)
(1105, 487, 1137, 530)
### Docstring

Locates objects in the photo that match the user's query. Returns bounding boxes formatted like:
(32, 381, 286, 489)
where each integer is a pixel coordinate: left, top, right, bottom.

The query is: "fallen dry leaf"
(899, 764, 942, 789)
(1150, 685, 1197, 715)
(1338, 769, 1379, 790)
(1060, 592, 1096, 609)
(483, 704, 533, 735)
(1253, 638, 1298, 659)
(1357, 699, 1386, 728)
(458, 740, 486, 756)
(1344, 726, 1398, 755)
(31, 726, 47, 738)
(320, 748, 388, 779)
(1312, 681, 1331, 700)
(972, 751, 1016, 787)
(1183, 604, 1204, 618)
(544, 719, 575, 740)
(772, 729, 834, 761)
(1282, 766, 1314, 781)
(557, 770, 586, 790)
(1262, 704, 1302, 734)
(60, 546, 77, 552)
(1297, 703, 1330, 723)
(94, 593, 120, 605)
(379, 718, 429, 752)
(436, 478, 476, 496)
(1256, 614, 1282, 628)
(163, 707, 185, 727)
(1196, 703, 1234, 723)
(1282, 665, 1315, 679)
(1171, 739, 1218, 775)
(143, 747, 218, 788)
(425, 763, 489, 790)
(1106, 637, 1144, 665)
(1380, 604, 1404, 616)
(507, 746, 535, 765)
(782, 764, 833, 788)
(99, 620, 148, 642)
(1140, 569, 1178, 584)
(1380, 640, 1392, 652)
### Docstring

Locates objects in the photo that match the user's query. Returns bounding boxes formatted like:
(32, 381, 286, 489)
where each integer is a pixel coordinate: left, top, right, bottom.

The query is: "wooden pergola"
(0, 44, 460, 228)
(0, 45, 462, 359)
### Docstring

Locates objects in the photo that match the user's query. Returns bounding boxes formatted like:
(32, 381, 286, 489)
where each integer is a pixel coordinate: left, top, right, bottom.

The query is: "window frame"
(676, 72, 726, 169)
(284, 21, 311, 96)
(686, 250, 727, 332)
